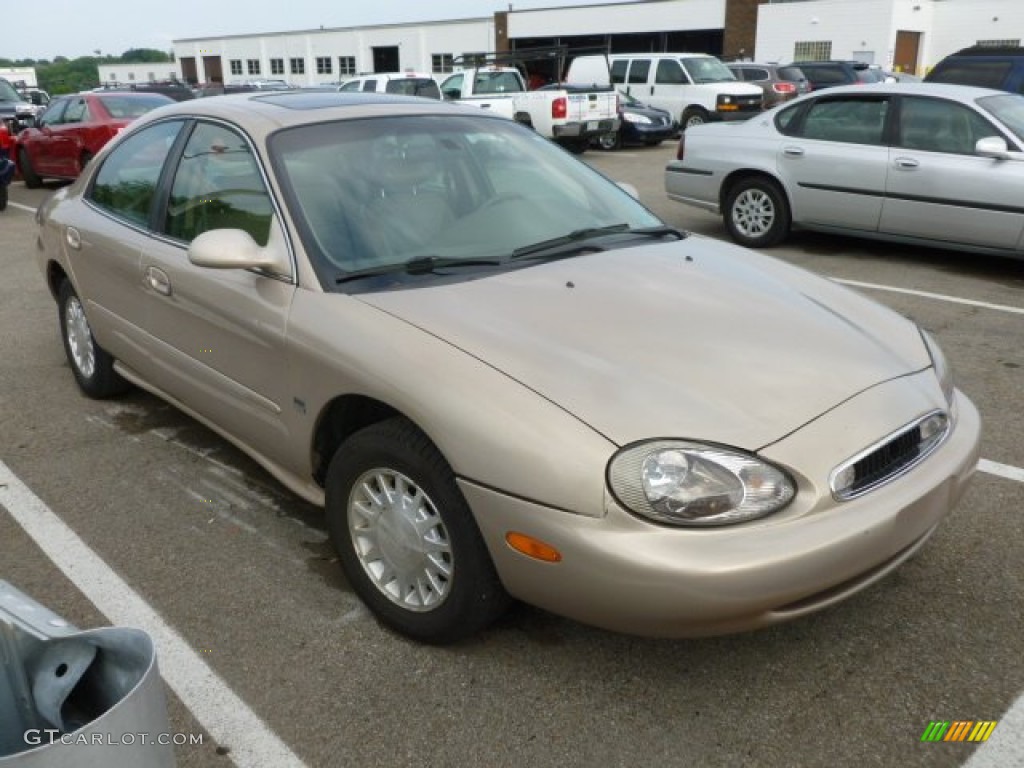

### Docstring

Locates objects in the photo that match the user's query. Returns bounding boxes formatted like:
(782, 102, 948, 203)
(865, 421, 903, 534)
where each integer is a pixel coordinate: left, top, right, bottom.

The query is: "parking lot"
(1, 142, 1022, 768)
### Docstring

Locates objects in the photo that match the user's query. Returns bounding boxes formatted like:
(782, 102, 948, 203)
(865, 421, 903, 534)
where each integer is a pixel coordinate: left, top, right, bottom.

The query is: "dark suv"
(925, 46, 1024, 94)
(791, 60, 878, 90)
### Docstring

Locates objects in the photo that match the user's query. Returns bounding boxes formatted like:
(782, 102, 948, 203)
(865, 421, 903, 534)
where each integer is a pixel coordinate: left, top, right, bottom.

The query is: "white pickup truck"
(438, 66, 618, 154)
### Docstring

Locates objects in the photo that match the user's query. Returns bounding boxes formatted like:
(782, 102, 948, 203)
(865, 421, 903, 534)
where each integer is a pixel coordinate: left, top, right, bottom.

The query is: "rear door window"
(800, 96, 890, 145)
(610, 59, 627, 84)
(627, 60, 651, 84)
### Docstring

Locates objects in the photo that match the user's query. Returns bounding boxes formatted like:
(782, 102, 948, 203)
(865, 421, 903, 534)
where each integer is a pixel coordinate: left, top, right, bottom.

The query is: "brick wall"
(723, 0, 767, 60)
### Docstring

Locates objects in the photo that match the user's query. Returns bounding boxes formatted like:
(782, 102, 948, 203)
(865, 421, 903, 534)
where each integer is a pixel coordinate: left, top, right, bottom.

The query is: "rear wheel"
(58, 280, 131, 398)
(723, 177, 790, 248)
(557, 138, 588, 155)
(18, 147, 42, 189)
(681, 107, 709, 131)
(326, 418, 510, 644)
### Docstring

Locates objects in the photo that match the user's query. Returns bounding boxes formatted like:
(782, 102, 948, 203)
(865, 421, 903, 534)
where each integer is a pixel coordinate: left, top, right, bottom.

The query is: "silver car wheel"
(65, 295, 96, 379)
(347, 468, 453, 612)
(731, 189, 776, 238)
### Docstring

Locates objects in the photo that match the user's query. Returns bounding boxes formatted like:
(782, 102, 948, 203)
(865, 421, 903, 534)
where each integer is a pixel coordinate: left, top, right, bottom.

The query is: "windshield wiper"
(511, 224, 686, 261)
(335, 255, 504, 284)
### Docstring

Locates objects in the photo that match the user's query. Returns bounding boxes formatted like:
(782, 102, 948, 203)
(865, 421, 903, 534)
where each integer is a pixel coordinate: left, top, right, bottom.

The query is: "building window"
(230, 59, 243, 76)
(148, 72, 156, 81)
(128, 73, 135, 81)
(431, 53, 454, 74)
(290, 58, 305, 75)
(338, 56, 356, 76)
(316, 57, 332, 75)
(793, 41, 832, 62)
(247, 59, 261, 75)
(977, 39, 1020, 48)
(270, 58, 284, 75)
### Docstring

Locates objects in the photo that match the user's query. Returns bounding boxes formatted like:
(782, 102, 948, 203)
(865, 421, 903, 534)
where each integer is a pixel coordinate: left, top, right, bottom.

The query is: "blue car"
(596, 90, 678, 150)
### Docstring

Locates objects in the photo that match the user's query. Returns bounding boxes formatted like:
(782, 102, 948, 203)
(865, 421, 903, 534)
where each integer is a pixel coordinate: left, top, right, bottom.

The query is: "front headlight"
(920, 329, 954, 406)
(623, 112, 652, 125)
(608, 441, 795, 527)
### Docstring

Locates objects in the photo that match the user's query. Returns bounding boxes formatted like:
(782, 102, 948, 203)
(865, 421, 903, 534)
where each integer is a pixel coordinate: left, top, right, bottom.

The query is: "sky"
(9, 0, 627, 61)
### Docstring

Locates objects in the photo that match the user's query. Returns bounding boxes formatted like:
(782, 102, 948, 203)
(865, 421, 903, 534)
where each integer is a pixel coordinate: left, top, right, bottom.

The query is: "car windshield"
(0, 79, 21, 102)
(97, 93, 172, 118)
(978, 93, 1024, 143)
(681, 57, 736, 84)
(270, 114, 663, 288)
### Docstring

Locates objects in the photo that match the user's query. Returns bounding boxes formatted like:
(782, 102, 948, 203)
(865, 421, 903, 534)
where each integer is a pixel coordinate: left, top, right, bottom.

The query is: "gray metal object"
(0, 581, 176, 767)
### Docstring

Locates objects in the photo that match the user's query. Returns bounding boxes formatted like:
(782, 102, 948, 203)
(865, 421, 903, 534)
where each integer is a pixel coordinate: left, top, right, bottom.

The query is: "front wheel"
(326, 418, 510, 644)
(597, 131, 621, 151)
(723, 177, 791, 248)
(58, 281, 131, 398)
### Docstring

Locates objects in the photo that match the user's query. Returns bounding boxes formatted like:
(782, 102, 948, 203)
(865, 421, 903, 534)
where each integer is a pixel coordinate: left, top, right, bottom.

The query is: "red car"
(16, 91, 172, 187)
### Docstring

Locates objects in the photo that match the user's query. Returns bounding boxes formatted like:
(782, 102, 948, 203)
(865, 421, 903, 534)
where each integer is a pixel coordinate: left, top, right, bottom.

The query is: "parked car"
(592, 89, 677, 149)
(36, 91, 979, 644)
(340, 72, 441, 100)
(791, 60, 879, 90)
(666, 82, 1024, 256)
(726, 62, 811, 108)
(0, 76, 37, 133)
(569, 52, 763, 129)
(925, 46, 1024, 93)
(96, 81, 195, 102)
(16, 91, 173, 187)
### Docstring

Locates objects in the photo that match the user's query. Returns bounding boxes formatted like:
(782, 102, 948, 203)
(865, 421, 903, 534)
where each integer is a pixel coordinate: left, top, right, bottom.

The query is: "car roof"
(786, 82, 1013, 101)
(123, 91, 494, 138)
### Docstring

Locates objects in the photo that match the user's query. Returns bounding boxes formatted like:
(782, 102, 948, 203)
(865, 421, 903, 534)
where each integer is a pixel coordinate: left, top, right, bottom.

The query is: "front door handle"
(145, 266, 172, 296)
(783, 146, 805, 157)
(894, 156, 920, 169)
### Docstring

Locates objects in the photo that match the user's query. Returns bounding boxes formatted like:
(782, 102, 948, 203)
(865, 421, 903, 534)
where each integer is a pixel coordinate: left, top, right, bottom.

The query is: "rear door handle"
(894, 157, 920, 169)
(145, 266, 172, 296)
(783, 146, 805, 157)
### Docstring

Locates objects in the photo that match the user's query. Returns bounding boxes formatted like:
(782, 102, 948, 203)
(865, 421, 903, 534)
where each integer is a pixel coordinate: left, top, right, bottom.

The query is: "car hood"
(358, 238, 931, 450)
(709, 82, 763, 98)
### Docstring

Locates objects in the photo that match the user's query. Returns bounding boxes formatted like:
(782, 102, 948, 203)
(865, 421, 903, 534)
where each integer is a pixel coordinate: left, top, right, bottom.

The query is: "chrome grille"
(830, 411, 950, 501)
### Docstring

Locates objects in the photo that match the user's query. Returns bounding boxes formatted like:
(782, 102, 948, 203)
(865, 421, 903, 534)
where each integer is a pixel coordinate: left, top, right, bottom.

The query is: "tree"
(120, 48, 172, 64)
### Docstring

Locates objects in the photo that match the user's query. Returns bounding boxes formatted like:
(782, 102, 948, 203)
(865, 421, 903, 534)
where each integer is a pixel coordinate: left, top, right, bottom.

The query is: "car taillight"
(676, 134, 685, 162)
(773, 82, 797, 94)
(552, 97, 567, 120)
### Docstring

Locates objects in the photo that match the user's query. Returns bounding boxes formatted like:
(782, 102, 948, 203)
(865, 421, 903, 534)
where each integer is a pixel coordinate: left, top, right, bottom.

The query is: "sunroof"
(254, 91, 431, 111)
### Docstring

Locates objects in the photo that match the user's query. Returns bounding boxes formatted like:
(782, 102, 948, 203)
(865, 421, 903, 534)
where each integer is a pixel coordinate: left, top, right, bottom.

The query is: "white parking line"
(978, 459, 1024, 484)
(832, 278, 1024, 316)
(0, 459, 308, 768)
(4, 200, 36, 214)
(962, 691, 1024, 768)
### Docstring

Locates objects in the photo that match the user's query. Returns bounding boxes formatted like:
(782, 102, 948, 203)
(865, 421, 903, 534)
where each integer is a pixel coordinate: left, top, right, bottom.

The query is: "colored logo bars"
(921, 721, 998, 743)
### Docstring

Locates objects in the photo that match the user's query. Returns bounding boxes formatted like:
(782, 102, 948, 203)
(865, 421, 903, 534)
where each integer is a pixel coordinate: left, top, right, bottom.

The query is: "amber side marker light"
(505, 532, 562, 562)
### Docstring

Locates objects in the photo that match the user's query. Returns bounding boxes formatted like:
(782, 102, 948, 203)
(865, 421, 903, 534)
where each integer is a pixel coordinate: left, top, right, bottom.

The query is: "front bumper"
(462, 382, 981, 637)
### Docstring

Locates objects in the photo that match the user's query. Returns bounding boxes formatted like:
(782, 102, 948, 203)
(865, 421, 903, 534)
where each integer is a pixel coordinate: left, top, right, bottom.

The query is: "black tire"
(0, 183, 7, 212)
(557, 138, 588, 155)
(18, 147, 42, 189)
(57, 280, 131, 398)
(681, 107, 709, 131)
(723, 176, 791, 248)
(325, 418, 510, 644)
(597, 131, 621, 151)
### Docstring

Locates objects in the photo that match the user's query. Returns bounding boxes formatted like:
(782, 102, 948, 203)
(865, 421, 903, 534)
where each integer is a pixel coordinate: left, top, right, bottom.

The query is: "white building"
(0, 67, 38, 88)
(756, 0, 1024, 75)
(168, 0, 1024, 86)
(98, 62, 181, 85)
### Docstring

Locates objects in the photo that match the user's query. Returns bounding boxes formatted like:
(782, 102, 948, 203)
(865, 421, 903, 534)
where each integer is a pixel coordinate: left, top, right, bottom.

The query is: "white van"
(568, 53, 762, 129)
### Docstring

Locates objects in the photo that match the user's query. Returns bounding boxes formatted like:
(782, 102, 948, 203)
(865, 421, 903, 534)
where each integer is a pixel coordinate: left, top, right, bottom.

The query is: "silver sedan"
(665, 82, 1024, 256)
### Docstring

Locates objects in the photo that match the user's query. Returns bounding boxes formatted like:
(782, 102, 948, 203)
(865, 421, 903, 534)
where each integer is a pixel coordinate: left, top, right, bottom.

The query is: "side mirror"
(975, 136, 1012, 160)
(188, 219, 291, 275)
